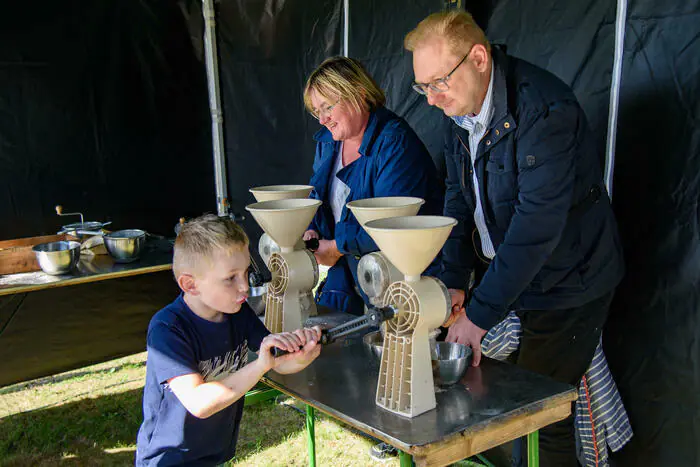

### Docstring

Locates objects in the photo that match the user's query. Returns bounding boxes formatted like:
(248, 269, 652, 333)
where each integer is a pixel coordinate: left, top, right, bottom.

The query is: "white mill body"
(345, 197, 424, 307)
(245, 198, 321, 333)
(362, 215, 457, 418)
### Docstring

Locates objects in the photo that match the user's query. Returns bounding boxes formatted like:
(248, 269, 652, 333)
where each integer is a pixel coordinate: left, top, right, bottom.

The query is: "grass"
(0, 352, 401, 466)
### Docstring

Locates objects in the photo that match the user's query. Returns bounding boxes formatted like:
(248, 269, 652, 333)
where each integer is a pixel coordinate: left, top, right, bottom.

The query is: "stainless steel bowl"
(103, 229, 146, 263)
(32, 241, 81, 275)
(364, 328, 442, 360)
(431, 342, 472, 386)
(247, 286, 267, 316)
(362, 331, 384, 358)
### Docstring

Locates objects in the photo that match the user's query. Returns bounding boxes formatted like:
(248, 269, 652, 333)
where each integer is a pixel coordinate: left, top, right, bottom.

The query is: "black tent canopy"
(0, 1, 699, 464)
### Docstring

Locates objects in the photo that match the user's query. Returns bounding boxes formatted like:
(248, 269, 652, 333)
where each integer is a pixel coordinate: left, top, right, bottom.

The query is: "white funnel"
(246, 199, 321, 251)
(362, 216, 457, 281)
(249, 185, 313, 202)
(346, 197, 424, 226)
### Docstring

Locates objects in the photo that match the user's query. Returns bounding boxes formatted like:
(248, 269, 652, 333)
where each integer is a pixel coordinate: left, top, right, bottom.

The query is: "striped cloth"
(481, 311, 633, 467)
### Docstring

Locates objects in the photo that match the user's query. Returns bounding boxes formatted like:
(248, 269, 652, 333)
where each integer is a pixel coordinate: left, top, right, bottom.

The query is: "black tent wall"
(603, 1, 700, 465)
(0, 0, 699, 465)
(0, 1, 215, 240)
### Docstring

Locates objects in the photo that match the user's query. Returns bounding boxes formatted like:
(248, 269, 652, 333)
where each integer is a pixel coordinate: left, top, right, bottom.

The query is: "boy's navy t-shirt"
(135, 294, 269, 466)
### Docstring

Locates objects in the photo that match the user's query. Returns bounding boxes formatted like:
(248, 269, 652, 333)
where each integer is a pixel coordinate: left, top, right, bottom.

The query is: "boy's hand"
(286, 326, 322, 366)
(258, 333, 302, 371)
(258, 326, 322, 371)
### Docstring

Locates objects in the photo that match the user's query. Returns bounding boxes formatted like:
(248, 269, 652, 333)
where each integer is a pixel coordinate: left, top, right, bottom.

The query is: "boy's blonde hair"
(303, 56, 385, 116)
(173, 214, 249, 277)
(404, 11, 491, 57)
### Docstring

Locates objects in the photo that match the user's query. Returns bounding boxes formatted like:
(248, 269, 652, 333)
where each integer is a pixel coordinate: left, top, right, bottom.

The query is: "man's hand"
(448, 288, 466, 311)
(314, 239, 343, 267)
(446, 311, 488, 366)
(444, 289, 467, 327)
(302, 230, 319, 241)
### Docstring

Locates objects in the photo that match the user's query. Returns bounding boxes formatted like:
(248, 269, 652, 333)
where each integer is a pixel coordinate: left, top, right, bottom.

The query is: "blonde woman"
(303, 56, 443, 315)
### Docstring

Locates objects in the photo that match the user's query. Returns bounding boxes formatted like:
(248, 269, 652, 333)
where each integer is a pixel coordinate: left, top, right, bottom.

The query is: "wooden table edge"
(410, 388, 578, 467)
(262, 375, 577, 467)
(0, 264, 172, 296)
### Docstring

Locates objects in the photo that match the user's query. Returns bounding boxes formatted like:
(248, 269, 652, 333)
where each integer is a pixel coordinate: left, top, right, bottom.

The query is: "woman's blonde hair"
(303, 56, 385, 116)
(404, 11, 490, 57)
(173, 214, 249, 277)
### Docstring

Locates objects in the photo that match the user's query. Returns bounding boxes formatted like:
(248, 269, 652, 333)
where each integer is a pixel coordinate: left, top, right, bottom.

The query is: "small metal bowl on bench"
(431, 342, 472, 386)
(32, 241, 81, 275)
(103, 229, 146, 263)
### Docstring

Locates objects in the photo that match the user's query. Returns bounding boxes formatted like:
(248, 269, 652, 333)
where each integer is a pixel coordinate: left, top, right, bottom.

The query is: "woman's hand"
(303, 230, 319, 241)
(314, 239, 343, 267)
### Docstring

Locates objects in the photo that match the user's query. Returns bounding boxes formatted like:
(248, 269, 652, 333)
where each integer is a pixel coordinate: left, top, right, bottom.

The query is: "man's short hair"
(303, 56, 386, 117)
(404, 10, 491, 57)
(173, 214, 249, 277)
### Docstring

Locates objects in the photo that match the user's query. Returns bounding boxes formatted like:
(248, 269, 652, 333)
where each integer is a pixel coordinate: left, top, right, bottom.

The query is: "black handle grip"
(272, 347, 289, 357)
(305, 238, 319, 251)
(249, 269, 271, 288)
(271, 329, 330, 356)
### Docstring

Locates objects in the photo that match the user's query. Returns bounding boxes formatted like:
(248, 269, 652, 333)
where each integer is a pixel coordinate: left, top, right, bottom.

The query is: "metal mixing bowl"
(103, 229, 146, 263)
(247, 286, 267, 316)
(431, 342, 472, 386)
(363, 331, 383, 358)
(363, 329, 442, 360)
(32, 241, 81, 275)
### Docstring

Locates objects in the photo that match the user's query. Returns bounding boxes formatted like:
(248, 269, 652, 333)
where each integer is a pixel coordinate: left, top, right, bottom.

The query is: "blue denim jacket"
(441, 47, 625, 330)
(308, 106, 443, 314)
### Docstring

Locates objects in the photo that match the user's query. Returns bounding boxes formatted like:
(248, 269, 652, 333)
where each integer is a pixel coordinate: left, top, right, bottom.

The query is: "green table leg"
(306, 405, 316, 467)
(243, 386, 282, 406)
(527, 430, 540, 467)
(475, 453, 496, 467)
(399, 450, 413, 467)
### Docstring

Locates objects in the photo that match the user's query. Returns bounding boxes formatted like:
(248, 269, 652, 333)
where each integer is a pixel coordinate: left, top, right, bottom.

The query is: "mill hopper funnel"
(245, 199, 321, 252)
(346, 197, 424, 226)
(249, 185, 313, 202)
(362, 216, 457, 282)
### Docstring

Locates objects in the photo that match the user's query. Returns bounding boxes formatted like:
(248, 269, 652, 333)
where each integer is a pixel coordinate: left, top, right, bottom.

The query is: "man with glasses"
(405, 11, 624, 466)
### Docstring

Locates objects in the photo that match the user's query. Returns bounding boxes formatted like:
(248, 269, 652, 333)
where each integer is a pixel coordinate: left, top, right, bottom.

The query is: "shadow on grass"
(0, 361, 146, 397)
(0, 389, 306, 466)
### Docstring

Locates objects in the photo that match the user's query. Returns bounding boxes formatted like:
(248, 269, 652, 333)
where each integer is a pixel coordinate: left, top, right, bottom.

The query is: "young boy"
(136, 214, 321, 466)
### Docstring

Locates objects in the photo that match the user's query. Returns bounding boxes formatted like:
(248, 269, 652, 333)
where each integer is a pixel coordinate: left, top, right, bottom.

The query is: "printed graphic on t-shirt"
(198, 341, 249, 382)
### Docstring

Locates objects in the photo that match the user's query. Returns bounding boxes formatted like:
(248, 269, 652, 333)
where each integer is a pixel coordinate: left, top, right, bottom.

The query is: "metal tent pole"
(342, 0, 349, 57)
(604, 0, 628, 199)
(202, 0, 230, 216)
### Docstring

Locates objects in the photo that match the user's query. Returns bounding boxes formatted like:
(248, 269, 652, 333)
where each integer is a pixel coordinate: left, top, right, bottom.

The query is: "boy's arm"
(167, 356, 269, 419)
(168, 330, 321, 419)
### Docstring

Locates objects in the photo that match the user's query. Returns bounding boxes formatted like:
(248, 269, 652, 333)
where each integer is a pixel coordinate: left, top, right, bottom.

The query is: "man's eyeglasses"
(312, 99, 340, 121)
(412, 49, 471, 95)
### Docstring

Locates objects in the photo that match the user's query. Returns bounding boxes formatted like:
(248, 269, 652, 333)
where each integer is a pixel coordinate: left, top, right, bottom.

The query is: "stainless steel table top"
(263, 319, 576, 452)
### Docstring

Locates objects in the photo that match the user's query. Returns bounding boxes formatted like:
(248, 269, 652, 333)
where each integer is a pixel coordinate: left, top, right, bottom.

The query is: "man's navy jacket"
(441, 46, 625, 330)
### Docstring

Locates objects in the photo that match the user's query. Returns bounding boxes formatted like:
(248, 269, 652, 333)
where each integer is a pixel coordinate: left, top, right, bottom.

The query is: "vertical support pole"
(604, 0, 628, 199)
(399, 450, 413, 467)
(306, 405, 316, 467)
(202, 0, 230, 216)
(527, 430, 540, 467)
(342, 0, 349, 57)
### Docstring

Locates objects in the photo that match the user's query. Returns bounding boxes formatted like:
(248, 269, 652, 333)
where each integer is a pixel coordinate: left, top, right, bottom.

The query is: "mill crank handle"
(304, 238, 319, 252)
(272, 305, 396, 356)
